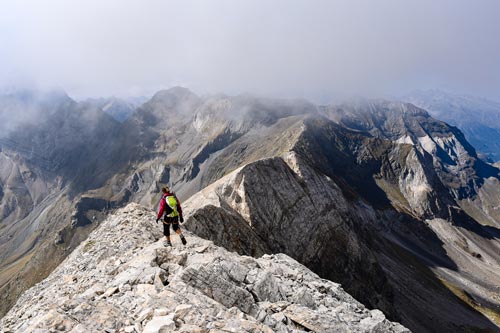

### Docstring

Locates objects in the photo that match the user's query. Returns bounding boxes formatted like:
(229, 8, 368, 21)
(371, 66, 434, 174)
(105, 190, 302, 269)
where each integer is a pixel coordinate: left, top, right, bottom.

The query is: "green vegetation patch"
(440, 278, 500, 327)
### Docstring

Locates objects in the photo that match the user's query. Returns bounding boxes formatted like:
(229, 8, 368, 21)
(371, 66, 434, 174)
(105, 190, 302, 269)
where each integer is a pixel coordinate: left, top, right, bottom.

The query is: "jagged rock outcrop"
(0, 203, 409, 333)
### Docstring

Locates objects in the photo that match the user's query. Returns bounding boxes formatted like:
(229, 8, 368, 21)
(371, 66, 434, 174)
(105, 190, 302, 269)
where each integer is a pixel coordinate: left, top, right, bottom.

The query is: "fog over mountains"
(1, 87, 500, 332)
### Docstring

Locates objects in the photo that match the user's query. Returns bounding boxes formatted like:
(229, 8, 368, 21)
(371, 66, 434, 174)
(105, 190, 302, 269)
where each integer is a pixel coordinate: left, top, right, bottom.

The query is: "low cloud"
(1, 0, 500, 102)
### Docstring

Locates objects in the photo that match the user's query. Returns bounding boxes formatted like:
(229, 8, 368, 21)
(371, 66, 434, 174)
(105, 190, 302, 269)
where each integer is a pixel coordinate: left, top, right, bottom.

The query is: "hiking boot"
(163, 240, 172, 247)
(180, 235, 187, 245)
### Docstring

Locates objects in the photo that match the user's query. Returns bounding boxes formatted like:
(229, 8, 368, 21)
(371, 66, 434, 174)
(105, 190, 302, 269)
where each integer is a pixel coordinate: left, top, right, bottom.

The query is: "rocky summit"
(0, 203, 409, 333)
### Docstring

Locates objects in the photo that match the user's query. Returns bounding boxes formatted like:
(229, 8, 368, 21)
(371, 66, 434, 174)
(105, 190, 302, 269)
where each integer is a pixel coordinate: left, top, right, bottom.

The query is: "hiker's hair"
(162, 186, 170, 193)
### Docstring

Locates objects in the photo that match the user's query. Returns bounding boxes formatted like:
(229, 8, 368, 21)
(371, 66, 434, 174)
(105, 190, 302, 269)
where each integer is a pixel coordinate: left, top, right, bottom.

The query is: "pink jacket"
(157, 192, 183, 220)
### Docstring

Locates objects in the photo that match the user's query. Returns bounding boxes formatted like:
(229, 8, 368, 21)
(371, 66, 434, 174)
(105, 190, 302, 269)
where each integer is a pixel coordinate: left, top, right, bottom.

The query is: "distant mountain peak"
(150, 86, 198, 103)
(2, 88, 73, 105)
(404, 89, 500, 162)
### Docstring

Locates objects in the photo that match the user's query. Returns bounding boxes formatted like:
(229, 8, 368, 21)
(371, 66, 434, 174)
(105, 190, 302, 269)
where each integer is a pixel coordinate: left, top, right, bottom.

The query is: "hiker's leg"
(163, 219, 171, 242)
(172, 220, 182, 235)
(172, 219, 187, 244)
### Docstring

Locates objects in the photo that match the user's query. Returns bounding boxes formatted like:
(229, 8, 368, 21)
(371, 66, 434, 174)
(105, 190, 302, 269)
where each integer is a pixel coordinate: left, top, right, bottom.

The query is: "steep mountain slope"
(319, 101, 500, 329)
(402, 91, 500, 229)
(404, 89, 500, 162)
(323, 99, 497, 198)
(0, 91, 126, 317)
(182, 128, 500, 332)
(0, 203, 409, 333)
(323, 99, 500, 225)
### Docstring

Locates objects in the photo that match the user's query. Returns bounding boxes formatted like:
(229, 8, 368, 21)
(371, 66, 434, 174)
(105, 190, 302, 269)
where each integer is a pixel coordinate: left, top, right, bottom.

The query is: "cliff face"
(182, 150, 500, 333)
(0, 203, 409, 333)
(183, 152, 394, 312)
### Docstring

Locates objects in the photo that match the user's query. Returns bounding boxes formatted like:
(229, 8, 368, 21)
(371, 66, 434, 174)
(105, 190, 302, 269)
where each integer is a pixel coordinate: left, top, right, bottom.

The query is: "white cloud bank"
(1, 0, 499, 101)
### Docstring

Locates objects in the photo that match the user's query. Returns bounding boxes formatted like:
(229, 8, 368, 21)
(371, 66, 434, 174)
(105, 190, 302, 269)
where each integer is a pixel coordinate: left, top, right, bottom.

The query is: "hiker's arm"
(176, 196, 183, 218)
(157, 198, 165, 220)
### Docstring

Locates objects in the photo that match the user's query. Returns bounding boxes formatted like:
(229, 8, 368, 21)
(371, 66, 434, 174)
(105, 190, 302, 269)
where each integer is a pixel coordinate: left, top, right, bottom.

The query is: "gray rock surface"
(0, 203, 409, 333)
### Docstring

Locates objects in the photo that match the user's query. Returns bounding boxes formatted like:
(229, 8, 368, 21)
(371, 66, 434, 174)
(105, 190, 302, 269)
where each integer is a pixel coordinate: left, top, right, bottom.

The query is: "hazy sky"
(1, 0, 500, 102)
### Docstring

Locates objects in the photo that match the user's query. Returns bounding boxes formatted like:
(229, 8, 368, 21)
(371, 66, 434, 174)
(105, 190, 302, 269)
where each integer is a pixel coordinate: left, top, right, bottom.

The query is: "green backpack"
(164, 195, 179, 218)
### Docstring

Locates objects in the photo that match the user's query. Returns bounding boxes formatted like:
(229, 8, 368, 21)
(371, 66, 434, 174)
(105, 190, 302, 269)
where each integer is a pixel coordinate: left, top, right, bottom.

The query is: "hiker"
(156, 186, 187, 246)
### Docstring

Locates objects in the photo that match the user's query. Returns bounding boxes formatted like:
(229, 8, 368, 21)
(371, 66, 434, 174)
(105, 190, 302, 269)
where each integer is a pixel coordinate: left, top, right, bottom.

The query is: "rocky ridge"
(0, 203, 409, 333)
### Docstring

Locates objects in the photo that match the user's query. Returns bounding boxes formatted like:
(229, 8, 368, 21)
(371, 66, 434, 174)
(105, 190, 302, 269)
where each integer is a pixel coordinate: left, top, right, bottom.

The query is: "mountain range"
(1, 88, 500, 332)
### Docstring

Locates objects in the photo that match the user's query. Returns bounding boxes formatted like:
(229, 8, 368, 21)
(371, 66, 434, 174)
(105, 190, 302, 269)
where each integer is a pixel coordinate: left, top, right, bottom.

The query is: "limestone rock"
(143, 314, 175, 333)
(1, 203, 409, 333)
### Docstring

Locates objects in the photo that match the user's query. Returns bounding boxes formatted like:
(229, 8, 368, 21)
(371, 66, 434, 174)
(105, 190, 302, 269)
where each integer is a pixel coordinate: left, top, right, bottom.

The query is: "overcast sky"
(1, 0, 500, 102)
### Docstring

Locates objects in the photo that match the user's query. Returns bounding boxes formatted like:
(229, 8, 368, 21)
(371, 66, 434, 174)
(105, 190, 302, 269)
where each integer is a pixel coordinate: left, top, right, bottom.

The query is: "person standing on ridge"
(156, 186, 187, 247)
